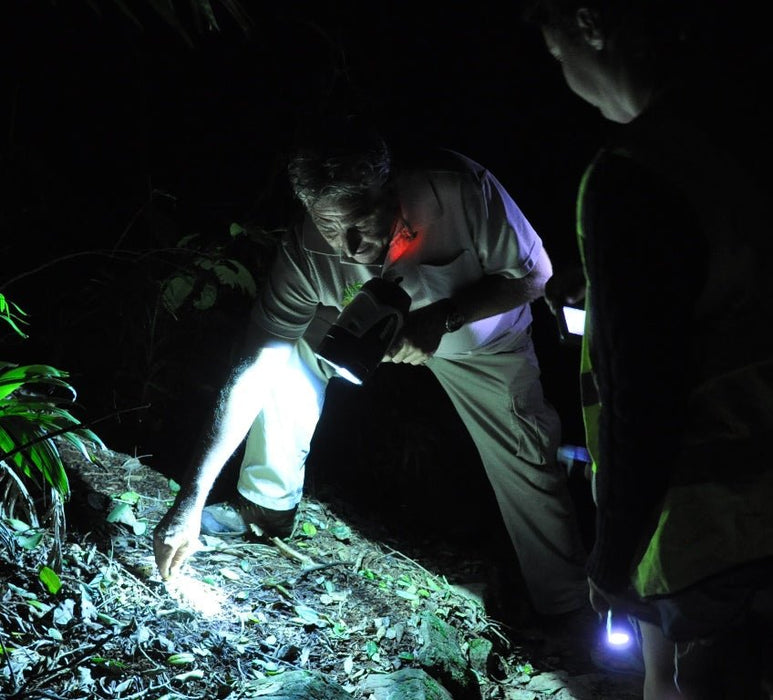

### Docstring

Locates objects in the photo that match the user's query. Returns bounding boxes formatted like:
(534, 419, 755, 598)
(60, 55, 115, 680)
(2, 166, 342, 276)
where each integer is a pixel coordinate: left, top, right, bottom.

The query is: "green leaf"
(106, 501, 141, 534)
(5, 518, 32, 531)
(161, 274, 195, 315)
(39, 566, 62, 595)
(0, 294, 29, 339)
(342, 281, 364, 307)
(118, 491, 141, 505)
(211, 259, 257, 298)
(17, 531, 44, 550)
(168, 652, 196, 665)
(330, 524, 351, 541)
(106, 502, 146, 536)
(193, 282, 217, 310)
(300, 521, 317, 538)
(96, 613, 124, 627)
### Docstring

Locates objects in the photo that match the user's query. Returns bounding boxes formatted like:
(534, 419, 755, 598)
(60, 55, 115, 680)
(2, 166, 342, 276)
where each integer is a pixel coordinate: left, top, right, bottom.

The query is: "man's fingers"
(155, 540, 192, 580)
(155, 539, 177, 580)
(168, 544, 191, 578)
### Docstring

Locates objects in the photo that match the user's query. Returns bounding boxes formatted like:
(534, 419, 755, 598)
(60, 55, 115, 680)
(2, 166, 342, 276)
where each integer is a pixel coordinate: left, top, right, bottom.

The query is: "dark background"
(1, 1, 607, 539)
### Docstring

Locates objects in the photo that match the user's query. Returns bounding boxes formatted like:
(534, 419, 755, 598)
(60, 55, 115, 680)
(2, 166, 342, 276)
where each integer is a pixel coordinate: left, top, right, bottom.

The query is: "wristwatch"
(444, 302, 465, 333)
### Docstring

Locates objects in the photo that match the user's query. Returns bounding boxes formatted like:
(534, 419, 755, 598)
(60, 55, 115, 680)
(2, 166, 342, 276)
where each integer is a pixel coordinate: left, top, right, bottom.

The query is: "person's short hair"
(287, 115, 391, 209)
(522, 0, 712, 69)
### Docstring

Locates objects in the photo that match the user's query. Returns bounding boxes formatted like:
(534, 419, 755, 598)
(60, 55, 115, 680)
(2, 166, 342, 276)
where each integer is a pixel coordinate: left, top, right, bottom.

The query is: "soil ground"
(0, 435, 645, 699)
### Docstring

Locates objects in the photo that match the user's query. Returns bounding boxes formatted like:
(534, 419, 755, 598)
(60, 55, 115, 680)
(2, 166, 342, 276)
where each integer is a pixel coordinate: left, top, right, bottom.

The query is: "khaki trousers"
(238, 337, 588, 614)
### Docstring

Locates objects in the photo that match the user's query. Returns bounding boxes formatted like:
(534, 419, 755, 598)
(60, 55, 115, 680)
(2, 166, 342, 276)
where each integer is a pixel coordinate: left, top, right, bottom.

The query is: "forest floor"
(0, 439, 645, 699)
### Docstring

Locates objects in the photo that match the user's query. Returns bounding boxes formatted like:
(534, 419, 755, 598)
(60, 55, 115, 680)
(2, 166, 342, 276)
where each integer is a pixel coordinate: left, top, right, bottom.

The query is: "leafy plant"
(0, 295, 105, 566)
(159, 225, 261, 317)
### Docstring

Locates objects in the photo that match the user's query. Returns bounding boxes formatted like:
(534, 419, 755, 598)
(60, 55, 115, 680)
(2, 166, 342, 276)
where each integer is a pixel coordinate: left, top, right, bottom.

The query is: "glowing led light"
(606, 610, 632, 647)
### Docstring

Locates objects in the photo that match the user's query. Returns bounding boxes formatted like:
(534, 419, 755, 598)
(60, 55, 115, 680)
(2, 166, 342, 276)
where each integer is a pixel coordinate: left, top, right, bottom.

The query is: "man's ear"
(576, 7, 604, 50)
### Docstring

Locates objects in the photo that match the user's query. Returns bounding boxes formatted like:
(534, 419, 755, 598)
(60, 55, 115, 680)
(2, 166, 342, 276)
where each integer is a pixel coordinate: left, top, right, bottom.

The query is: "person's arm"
(386, 246, 552, 364)
(153, 340, 294, 579)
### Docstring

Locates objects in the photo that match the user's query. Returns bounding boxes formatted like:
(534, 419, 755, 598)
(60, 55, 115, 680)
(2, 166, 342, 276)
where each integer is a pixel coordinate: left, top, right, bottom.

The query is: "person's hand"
(588, 576, 612, 618)
(383, 301, 447, 365)
(153, 495, 203, 580)
(544, 265, 586, 316)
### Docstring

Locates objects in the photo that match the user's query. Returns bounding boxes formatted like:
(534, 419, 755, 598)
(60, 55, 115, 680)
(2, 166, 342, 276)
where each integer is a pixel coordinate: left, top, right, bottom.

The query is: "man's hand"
(383, 301, 448, 365)
(544, 265, 586, 316)
(153, 496, 203, 580)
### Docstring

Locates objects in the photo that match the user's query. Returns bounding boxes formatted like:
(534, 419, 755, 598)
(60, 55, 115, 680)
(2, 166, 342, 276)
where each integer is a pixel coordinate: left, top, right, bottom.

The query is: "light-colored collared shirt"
(251, 150, 543, 358)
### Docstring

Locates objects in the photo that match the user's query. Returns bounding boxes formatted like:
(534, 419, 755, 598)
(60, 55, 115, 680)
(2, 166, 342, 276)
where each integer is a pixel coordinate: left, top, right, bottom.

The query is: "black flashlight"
(315, 278, 411, 385)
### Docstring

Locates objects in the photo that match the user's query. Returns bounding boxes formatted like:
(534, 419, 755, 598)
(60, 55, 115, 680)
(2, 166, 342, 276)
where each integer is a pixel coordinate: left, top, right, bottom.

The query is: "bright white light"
(606, 610, 632, 647)
(333, 365, 363, 385)
(563, 306, 586, 336)
(164, 573, 226, 618)
(315, 355, 363, 385)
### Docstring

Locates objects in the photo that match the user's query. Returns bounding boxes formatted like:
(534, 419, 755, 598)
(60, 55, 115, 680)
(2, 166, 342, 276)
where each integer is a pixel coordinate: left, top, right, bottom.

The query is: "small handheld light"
(606, 609, 633, 648)
(315, 277, 411, 385)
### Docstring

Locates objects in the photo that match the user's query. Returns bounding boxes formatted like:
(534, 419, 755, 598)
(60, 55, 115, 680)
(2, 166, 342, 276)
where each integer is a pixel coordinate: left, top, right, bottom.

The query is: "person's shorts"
(647, 557, 773, 642)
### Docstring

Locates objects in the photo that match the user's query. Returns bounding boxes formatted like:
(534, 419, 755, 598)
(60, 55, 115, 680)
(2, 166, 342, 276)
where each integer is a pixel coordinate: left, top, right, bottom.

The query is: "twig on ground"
(267, 535, 323, 568)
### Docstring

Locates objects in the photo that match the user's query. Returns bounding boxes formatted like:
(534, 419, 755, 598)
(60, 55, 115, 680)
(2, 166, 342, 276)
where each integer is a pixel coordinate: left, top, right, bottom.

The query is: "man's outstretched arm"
(152, 340, 294, 579)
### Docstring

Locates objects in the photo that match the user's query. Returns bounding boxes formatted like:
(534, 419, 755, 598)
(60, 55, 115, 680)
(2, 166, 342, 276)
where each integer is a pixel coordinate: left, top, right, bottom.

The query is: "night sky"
(2, 2, 608, 493)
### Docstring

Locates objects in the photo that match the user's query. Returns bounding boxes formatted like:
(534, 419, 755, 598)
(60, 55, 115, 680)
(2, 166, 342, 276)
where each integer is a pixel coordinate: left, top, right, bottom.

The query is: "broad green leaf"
(161, 274, 195, 315)
(211, 259, 257, 297)
(168, 652, 196, 665)
(5, 518, 31, 531)
(106, 502, 146, 535)
(0, 295, 29, 338)
(300, 521, 317, 537)
(106, 502, 136, 526)
(118, 491, 141, 505)
(39, 566, 62, 595)
(193, 282, 217, 310)
(17, 531, 43, 550)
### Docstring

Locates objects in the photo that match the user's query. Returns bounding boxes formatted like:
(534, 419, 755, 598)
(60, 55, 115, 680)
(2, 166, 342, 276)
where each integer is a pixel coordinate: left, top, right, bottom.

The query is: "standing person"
(526, 0, 773, 697)
(152, 115, 589, 620)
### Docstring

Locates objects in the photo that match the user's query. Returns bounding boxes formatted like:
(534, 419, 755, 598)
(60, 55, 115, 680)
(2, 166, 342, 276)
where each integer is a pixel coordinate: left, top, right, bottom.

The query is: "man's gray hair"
(287, 115, 391, 209)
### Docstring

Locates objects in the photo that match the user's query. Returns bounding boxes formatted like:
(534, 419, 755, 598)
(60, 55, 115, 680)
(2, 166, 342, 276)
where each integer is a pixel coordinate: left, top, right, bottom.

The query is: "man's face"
(309, 189, 397, 264)
(542, 24, 637, 124)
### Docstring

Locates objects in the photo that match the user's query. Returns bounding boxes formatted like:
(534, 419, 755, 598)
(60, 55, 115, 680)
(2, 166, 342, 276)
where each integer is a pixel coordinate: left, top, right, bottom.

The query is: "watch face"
(445, 309, 465, 333)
